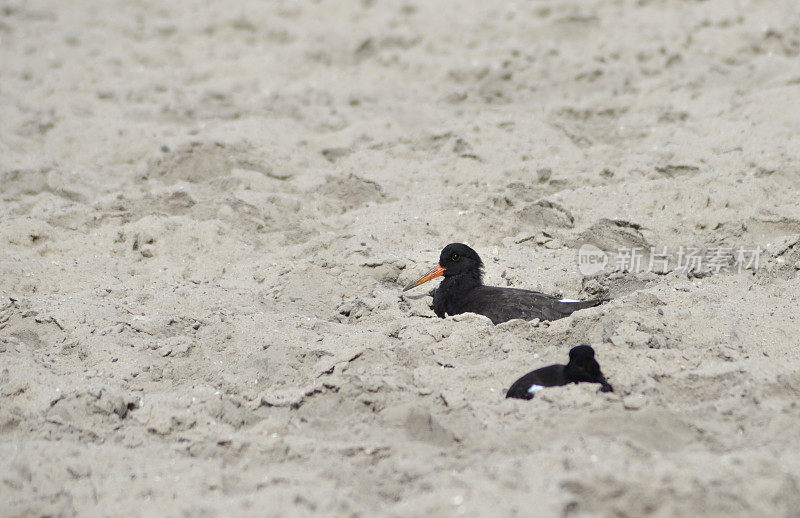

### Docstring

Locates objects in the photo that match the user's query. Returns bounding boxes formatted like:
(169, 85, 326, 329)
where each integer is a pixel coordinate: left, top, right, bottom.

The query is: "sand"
(3, 0, 800, 516)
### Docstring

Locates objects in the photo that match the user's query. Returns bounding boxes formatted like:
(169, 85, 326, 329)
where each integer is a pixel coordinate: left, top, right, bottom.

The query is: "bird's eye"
(451, 253, 460, 262)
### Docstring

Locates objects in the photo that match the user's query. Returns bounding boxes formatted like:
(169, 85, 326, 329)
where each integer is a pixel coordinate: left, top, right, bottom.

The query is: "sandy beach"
(3, 0, 800, 515)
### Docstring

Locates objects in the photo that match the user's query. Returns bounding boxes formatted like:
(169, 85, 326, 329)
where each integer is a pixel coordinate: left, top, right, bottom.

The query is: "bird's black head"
(565, 345, 613, 391)
(568, 345, 596, 364)
(439, 243, 483, 279)
(402, 242, 484, 292)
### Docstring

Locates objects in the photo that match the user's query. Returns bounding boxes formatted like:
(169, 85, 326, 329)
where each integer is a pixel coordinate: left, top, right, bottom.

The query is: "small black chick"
(506, 345, 613, 400)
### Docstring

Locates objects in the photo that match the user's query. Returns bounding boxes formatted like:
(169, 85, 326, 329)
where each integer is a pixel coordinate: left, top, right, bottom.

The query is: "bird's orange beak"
(402, 264, 446, 292)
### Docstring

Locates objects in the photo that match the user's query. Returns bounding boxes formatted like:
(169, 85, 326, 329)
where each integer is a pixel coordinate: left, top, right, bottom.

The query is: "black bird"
(402, 243, 606, 325)
(505, 345, 613, 400)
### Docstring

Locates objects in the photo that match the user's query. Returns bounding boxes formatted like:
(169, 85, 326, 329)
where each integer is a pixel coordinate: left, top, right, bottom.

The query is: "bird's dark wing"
(457, 286, 605, 325)
(505, 364, 566, 399)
